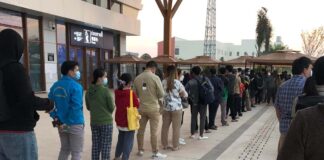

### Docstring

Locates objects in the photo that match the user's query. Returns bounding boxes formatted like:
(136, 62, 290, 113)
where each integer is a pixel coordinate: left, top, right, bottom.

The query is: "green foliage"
(256, 7, 272, 56)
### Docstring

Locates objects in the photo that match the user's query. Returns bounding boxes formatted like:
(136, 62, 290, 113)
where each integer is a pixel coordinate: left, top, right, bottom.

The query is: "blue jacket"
(48, 76, 84, 125)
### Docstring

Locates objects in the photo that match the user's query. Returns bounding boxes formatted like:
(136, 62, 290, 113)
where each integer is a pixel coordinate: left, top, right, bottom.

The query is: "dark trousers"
(227, 94, 236, 120)
(115, 130, 135, 160)
(266, 88, 276, 104)
(206, 101, 220, 128)
(234, 94, 242, 115)
(255, 90, 263, 104)
(191, 104, 207, 136)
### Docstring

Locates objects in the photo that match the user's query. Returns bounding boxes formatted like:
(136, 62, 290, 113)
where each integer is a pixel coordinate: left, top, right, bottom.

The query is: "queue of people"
(2, 29, 324, 160)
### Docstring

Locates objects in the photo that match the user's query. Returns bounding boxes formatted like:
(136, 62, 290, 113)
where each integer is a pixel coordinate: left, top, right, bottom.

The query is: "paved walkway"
(35, 93, 279, 160)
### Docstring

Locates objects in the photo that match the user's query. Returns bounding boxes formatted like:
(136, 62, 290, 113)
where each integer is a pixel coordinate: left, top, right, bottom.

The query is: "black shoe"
(209, 126, 218, 130)
(242, 110, 247, 112)
(239, 113, 243, 117)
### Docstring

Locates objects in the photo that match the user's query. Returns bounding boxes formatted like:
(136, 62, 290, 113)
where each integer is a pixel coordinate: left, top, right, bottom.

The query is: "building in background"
(0, 0, 142, 91)
(158, 37, 257, 61)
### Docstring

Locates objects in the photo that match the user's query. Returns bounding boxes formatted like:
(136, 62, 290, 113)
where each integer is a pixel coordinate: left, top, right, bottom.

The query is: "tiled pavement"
(35, 93, 279, 160)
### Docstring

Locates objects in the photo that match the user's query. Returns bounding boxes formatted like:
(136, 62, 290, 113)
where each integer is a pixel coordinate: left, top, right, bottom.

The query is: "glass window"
(27, 18, 40, 41)
(229, 52, 232, 56)
(56, 23, 66, 44)
(27, 17, 42, 91)
(0, 9, 22, 27)
(111, 2, 121, 13)
(237, 52, 240, 56)
(57, 45, 66, 79)
(28, 41, 42, 91)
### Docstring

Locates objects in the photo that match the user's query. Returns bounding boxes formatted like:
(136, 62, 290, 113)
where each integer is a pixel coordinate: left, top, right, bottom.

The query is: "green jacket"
(86, 84, 115, 125)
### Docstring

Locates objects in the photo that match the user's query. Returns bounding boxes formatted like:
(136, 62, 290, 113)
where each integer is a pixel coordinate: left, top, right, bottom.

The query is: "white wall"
(0, 0, 141, 35)
(42, 17, 58, 92)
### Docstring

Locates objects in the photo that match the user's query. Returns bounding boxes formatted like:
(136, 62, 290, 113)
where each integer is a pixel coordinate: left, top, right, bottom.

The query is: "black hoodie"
(0, 29, 53, 131)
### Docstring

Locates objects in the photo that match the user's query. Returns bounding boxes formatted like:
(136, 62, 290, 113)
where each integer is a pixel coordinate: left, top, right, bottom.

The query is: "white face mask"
(310, 70, 313, 77)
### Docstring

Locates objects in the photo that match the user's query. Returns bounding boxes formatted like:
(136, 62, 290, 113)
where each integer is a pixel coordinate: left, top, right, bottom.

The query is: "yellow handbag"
(127, 90, 140, 130)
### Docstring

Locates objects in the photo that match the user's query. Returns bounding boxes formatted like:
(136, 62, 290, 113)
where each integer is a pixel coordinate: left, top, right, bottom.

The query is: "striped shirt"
(274, 75, 306, 134)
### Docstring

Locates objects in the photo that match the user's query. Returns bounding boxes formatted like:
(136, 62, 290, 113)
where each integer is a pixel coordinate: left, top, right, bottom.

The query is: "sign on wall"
(70, 25, 104, 48)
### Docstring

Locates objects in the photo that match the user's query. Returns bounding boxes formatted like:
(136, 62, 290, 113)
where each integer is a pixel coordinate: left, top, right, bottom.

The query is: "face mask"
(310, 70, 313, 77)
(74, 71, 81, 80)
(103, 78, 108, 85)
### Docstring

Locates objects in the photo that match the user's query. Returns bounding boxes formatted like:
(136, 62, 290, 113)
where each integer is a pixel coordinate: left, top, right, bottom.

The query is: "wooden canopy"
(178, 56, 220, 65)
(151, 55, 178, 64)
(247, 50, 317, 65)
(105, 55, 144, 64)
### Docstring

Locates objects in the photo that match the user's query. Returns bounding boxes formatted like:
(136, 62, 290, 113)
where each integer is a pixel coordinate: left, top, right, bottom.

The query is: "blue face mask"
(74, 71, 81, 80)
(103, 78, 108, 85)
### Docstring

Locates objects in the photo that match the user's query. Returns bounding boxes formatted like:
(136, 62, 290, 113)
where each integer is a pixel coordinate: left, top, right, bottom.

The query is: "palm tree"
(256, 7, 272, 56)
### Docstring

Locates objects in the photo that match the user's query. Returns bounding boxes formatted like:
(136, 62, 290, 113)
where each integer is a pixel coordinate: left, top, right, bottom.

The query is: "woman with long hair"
(86, 68, 115, 160)
(161, 65, 188, 151)
(114, 73, 140, 160)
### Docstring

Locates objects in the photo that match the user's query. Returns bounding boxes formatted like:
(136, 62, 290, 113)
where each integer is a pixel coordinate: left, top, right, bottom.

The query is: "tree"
(301, 26, 324, 57)
(270, 44, 288, 52)
(256, 7, 272, 56)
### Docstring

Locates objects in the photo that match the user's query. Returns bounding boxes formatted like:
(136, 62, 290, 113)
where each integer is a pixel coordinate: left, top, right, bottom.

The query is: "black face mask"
(0, 29, 24, 63)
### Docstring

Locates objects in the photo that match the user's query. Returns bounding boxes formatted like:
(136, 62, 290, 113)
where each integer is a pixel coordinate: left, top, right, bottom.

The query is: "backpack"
(291, 95, 324, 118)
(196, 76, 215, 105)
(0, 61, 16, 122)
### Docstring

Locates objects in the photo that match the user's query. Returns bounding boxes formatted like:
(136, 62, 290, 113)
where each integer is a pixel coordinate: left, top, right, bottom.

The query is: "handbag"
(127, 90, 140, 130)
(181, 97, 190, 109)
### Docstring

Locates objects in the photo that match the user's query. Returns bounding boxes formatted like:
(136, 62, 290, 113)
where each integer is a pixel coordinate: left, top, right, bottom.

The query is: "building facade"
(158, 37, 257, 61)
(0, 0, 142, 91)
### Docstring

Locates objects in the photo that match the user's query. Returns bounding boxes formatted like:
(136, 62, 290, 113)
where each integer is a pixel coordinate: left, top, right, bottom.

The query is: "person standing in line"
(133, 61, 166, 159)
(206, 68, 224, 130)
(186, 66, 212, 140)
(114, 73, 140, 160)
(161, 65, 188, 151)
(86, 68, 115, 160)
(218, 67, 229, 126)
(177, 69, 187, 145)
(0, 29, 54, 160)
(277, 56, 324, 160)
(233, 69, 243, 117)
(49, 61, 85, 160)
(274, 57, 312, 153)
(225, 65, 238, 122)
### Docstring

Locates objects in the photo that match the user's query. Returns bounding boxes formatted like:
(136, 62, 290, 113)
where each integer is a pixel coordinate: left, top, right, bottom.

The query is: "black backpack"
(0, 61, 16, 122)
(196, 76, 215, 105)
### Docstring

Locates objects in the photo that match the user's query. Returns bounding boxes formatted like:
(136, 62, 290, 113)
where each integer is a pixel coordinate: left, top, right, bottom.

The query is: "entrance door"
(69, 47, 84, 86)
(86, 48, 99, 89)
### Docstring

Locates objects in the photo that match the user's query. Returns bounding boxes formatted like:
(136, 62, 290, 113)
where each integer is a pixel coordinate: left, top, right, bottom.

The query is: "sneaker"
(137, 150, 144, 156)
(179, 140, 186, 145)
(190, 135, 196, 139)
(222, 122, 229, 126)
(238, 113, 243, 117)
(205, 130, 212, 133)
(152, 152, 167, 159)
(209, 125, 218, 130)
(179, 138, 185, 142)
(231, 119, 238, 122)
(198, 136, 208, 140)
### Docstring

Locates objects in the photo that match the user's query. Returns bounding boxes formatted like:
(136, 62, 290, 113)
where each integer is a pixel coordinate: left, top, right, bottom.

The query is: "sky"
(126, 0, 324, 57)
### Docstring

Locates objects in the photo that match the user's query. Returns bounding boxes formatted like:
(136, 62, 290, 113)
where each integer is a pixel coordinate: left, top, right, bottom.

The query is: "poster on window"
(70, 25, 104, 48)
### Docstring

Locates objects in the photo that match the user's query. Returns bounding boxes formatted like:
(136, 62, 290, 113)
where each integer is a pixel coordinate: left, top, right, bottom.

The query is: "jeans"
(234, 94, 242, 115)
(191, 104, 207, 136)
(115, 130, 135, 160)
(220, 101, 227, 124)
(207, 101, 220, 128)
(91, 124, 113, 160)
(227, 94, 236, 120)
(58, 125, 84, 160)
(0, 131, 37, 160)
(266, 88, 276, 104)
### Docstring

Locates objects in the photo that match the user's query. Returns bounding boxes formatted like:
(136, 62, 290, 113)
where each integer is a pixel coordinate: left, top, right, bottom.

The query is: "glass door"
(86, 48, 99, 89)
(70, 47, 84, 87)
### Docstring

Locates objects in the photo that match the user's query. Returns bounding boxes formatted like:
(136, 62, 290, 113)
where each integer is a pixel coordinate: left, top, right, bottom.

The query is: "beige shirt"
(234, 75, 241, 94)
(133, 70, 164, 112)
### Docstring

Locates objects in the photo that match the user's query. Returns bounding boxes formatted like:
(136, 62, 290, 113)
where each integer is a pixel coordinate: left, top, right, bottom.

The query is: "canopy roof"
(178, 56, 220, 65)
(247, 50, 317, 65)
(105, 55, 144, 64)
(151, 55, 178, 64)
